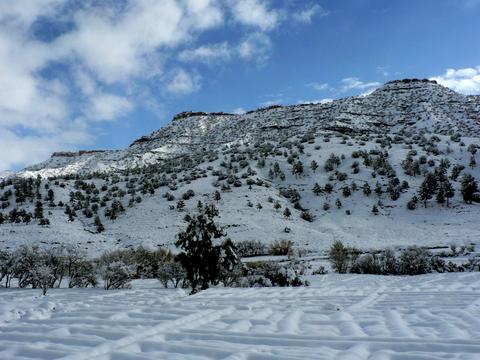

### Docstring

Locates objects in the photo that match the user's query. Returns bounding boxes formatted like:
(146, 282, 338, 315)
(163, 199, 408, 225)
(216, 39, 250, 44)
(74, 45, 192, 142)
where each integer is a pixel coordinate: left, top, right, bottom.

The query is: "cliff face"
(20, 79, 480, 178)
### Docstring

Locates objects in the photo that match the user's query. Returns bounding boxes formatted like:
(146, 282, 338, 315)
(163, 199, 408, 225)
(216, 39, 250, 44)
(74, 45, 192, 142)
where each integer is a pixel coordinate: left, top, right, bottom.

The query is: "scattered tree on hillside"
(461, 173, 479, 204)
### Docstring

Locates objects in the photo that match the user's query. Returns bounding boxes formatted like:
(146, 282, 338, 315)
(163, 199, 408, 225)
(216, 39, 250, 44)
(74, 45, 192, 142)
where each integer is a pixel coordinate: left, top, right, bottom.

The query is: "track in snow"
(1, 274, 480, 359)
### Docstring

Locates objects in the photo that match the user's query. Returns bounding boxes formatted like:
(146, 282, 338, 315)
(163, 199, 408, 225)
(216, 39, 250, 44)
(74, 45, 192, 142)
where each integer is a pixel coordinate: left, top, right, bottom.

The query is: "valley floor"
(1, 273, 480, 360)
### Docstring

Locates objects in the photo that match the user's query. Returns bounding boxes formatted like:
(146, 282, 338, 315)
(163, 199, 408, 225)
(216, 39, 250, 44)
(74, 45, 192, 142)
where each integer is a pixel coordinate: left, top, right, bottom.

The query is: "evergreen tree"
(324, 183, 333, 193)
(362, 183, 371, 196)
(310, 160, 319, 172)
(175, 205, 237, 292)
(273, 162, 281, 175)
(176, 200, 185, 211)
(469, 155, 476, 169)
(213, 190, 221, 201)
(283, 207, 291, 219)
(34, 201, 43, 219)
(461, 173, 479, 204)
(443, 180, 455, 207)
(372, 204, 379, 215)
(436, 184, 446, 206)
(273, 201, 282, 211)
(407, 196, 418, 210)
(292, 161, 304, 178)
(418, 173, 438, 208)
(312, 182, 322, 196)
(94, 216, 104, 233)
(335, 198, 342, 209)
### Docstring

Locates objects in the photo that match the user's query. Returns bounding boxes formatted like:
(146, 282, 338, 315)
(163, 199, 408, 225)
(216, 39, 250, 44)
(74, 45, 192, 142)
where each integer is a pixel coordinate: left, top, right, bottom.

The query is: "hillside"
(1, 79, 479, 255)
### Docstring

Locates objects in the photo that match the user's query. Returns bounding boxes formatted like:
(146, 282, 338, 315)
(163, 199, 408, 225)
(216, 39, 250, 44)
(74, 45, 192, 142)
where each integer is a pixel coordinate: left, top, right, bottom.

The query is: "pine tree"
(407, 196, 418, 210)
(283, 207, 291, 219)
(292, 161, 304, 178)
(312, 182, 322, 196)
(310, 160, 318, 172)
(176, 200, 185, 211)
(461, 173, 479, 204)
(469, 155, 476, 169)
(436, 184, 445, 206)
(94, 216, 104, 233)
(213, 190, 221, 201)
(362, 183, 371, 196)
(335, 198, 342, 209)
(418, 173, 438, 208)
(175, 205, 236, 292)
(34, 201, 43, 219)
(273, 162, 281, 175)
(443, 180, 455, 207)
(273, 201, 282, 211)
(372, 204, 379, 215)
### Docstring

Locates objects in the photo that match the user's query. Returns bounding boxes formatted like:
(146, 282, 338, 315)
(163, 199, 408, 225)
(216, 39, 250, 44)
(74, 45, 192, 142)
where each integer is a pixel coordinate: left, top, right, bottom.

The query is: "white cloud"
(179, 42, 232, 64)
(431, 66, 480, 94)
(308, 82, 329, 91)
(341, 77, 381, 92)
(0, 121, 93, 171)
(167, 69, 201, 95)
(260, 99, 284, 107)
(179, 34, 273, 65)
(88, 94, 134, 121)
(292, 4, 329, 24)
(232, 107, 246, 115)
(57, 0, 224, 84)
(464, 0, 480, 8)
(229, 0, 279, 31)
(376, 66, 390, 77)
(238, 32, 272, 64)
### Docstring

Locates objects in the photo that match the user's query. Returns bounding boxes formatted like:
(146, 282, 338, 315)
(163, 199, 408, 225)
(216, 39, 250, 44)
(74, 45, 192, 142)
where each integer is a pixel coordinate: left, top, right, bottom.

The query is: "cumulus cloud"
(229, 0, 279, 31)
(167, 69, 201, 95)
(341, 77, 381, 92)
(307, 82, 330, 91)
(179, 34, 273, 66)
(232, 107, 246, 115)
(431, 66, 480, 94)
(179, 42, 232, 64)
(88, 94, 134, 121)
(292, 4, 329, 24)
(238, 32, 272, 64)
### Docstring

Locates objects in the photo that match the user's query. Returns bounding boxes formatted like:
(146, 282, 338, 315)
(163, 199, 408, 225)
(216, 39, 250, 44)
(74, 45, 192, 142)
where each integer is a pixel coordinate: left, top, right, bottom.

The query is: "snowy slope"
(1, 79, 480, 255)
(0, 273, 479, 359)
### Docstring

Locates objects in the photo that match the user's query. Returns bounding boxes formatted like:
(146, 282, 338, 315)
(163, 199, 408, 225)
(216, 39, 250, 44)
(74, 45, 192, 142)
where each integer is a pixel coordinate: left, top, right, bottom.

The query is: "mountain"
(1, 79, 480, 255)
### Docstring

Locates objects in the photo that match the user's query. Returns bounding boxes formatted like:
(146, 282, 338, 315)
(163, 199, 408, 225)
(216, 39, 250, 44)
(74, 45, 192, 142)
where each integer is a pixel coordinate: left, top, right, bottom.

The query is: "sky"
(1, 0, 480, 172)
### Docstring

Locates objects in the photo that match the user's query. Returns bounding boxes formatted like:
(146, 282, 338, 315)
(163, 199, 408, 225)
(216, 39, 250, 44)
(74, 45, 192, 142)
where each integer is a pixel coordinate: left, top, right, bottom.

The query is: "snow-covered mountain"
(1, 79, 480, 254)
(20, 79, 480, 178)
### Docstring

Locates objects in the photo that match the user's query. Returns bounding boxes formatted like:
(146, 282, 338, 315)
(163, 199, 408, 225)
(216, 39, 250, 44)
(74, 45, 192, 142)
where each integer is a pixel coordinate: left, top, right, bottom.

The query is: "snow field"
(1, 273, 480, 359)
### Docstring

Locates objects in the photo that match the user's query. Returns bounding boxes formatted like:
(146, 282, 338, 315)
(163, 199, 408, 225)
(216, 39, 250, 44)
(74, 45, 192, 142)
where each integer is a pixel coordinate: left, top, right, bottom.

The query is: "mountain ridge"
(18, 79, 480, 178)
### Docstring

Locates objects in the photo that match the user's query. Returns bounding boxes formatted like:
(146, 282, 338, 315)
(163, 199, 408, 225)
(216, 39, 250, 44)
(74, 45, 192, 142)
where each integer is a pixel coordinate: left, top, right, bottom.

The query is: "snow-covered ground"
(1, 273, 480, 359)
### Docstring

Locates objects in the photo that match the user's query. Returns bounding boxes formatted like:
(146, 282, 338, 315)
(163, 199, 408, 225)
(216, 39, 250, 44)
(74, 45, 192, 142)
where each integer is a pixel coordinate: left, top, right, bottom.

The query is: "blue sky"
(1, 0, 480, 171)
